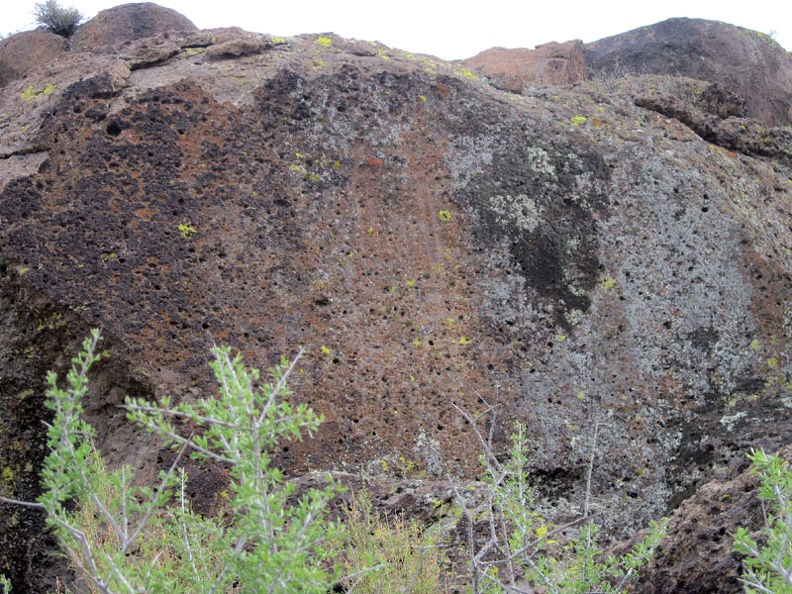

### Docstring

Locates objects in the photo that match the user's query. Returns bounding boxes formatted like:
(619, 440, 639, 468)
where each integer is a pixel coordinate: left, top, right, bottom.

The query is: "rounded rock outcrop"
(73, 2, 197, 51)
(462, 40, 587, 92)
(0, 30, 67, 87)
(585, 17, 792, 126)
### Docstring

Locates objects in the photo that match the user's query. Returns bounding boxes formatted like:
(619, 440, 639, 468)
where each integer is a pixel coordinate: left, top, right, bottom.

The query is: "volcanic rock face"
(1, 6, 792, 592)
(586, 17, 792, 126)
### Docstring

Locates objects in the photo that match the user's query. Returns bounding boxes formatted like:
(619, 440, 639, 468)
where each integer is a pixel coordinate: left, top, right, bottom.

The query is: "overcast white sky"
(3, 0, 791, 60)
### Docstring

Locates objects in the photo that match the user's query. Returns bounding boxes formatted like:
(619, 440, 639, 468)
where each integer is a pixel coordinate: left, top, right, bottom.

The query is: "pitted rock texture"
(462, 40, 587, 92)
(585, 17, 792, 126)
(2, 8, 792, 591)
(631, 446, 792, 593)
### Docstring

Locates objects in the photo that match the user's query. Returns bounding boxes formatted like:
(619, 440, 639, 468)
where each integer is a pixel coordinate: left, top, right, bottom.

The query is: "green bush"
(0, 330, 668, 593)
(734, 449, 792, 593)
(33, 0, 83, 37)
(2, 329, 341, 593)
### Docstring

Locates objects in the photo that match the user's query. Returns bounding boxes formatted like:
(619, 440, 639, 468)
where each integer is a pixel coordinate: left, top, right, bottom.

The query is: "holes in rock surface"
(106, 121, 123, 136)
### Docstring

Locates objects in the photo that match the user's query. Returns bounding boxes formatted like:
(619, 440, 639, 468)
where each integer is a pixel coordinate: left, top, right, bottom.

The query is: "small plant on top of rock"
(33, 0, 83, 37)
(336, 489, 448, 593)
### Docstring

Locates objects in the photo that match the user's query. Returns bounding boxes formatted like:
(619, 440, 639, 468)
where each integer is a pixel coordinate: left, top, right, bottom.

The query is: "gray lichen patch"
(454, 134, 611, 328)
(487, 193, 542, 233)
(525, 145, 556, 176)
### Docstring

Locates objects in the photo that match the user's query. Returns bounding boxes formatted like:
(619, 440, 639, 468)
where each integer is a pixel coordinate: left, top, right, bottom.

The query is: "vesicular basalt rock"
(2, 6, 792, 592)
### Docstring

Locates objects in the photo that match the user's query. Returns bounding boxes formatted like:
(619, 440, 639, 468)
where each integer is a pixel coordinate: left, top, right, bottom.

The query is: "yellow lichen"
(20, 82, 55, 100)
(178, 223, 197, 239)
(599, 276, 617, 291)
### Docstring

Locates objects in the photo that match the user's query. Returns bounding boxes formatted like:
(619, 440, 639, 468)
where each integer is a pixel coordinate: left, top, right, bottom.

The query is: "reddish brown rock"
(72, 2, 197, 51)
(632, 445, 792, 593)
(462, 40, 586, 92)
(586, 18, 792, 126)
(0, 30, 67, 87)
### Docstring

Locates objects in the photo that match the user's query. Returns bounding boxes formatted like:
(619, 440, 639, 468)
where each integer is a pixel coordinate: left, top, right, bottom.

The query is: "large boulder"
(632, 445, 792, 593)
(585, 17, 792, 126)
(0, 30, 67, 87)
(462, 39, 586, 92)
(2, 9, 792, 591)
(72, 2, 197, 51)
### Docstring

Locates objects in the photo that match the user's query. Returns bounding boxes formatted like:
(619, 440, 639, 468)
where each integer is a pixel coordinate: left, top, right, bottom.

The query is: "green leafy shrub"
(2, 329, 341, 593)
(33, 0, 83, 37)
(0, 330, 668, 594)
(529, 520, 667, 594)
(734, 449, 792, 593)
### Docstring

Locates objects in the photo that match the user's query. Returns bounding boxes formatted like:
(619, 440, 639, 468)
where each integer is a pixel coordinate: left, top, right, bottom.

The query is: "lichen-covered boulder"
(3, 9, 792, 592)
(586, 17, 792, 126)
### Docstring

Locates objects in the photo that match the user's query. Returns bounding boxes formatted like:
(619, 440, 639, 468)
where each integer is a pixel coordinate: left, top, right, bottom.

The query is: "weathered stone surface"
(462, 40, 586, 92)
(72, 2, 197, 51)
(0, 30, 67, 87)
(585, 17, 792, 126)
(632, 84, 792, 166)
(631, 445, 792, 593)
(3, 7, 792, 591)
